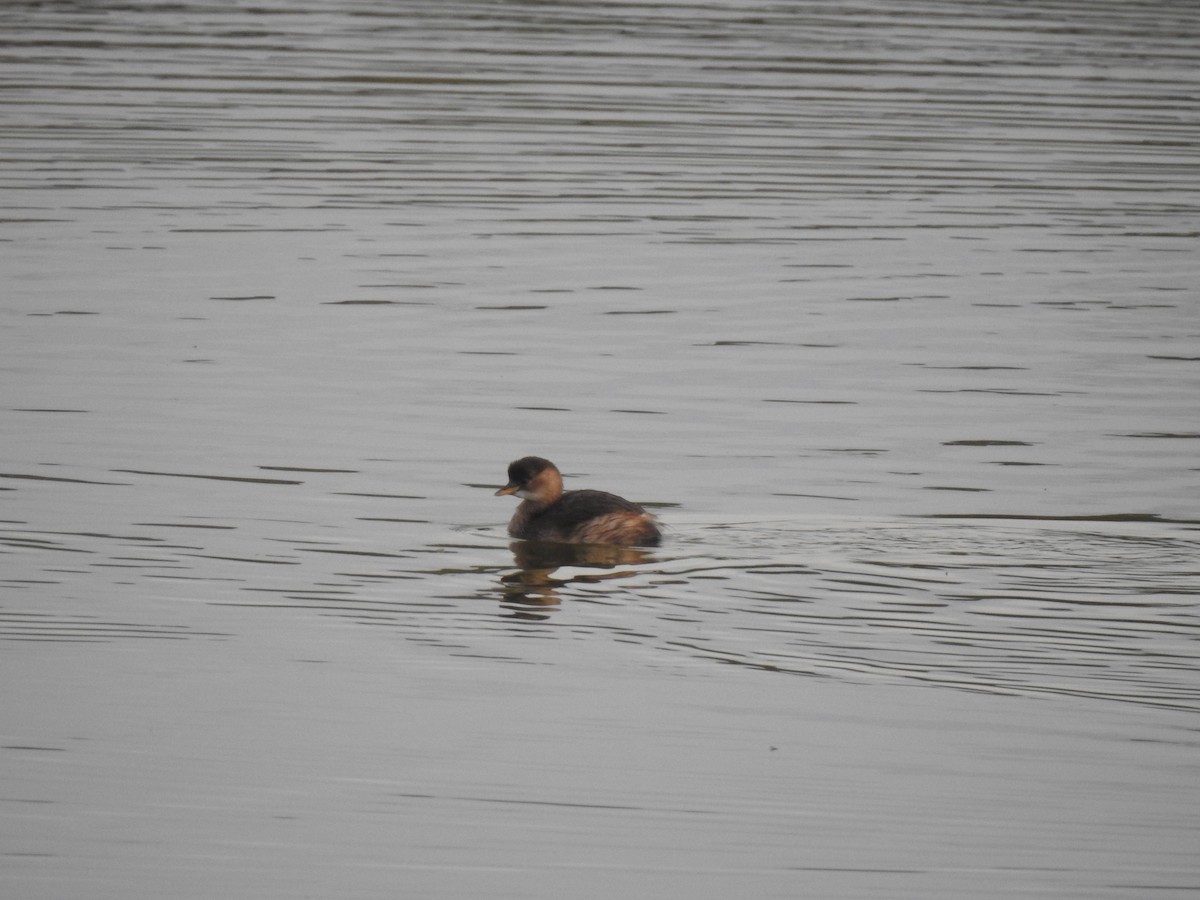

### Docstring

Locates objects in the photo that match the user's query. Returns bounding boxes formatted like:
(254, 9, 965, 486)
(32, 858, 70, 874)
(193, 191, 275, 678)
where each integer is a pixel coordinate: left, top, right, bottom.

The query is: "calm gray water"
(2, 2, 1199, 898)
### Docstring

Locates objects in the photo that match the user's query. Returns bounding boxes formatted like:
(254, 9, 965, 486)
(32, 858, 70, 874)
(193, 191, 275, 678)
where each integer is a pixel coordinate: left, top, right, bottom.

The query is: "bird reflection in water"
(499, 540, 655, 615)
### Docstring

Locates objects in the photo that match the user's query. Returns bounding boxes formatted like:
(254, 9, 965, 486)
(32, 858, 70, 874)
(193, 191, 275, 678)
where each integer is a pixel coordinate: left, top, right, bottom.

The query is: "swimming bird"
(494, 456, 661, 546)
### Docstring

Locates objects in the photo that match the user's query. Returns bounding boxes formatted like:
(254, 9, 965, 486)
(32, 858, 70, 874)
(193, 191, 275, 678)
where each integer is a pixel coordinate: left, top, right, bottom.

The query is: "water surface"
(2, 2, 1199, 898)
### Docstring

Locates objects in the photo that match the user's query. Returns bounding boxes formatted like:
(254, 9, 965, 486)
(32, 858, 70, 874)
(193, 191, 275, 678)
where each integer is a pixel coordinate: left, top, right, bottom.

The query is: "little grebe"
(494, 456, 661, 546)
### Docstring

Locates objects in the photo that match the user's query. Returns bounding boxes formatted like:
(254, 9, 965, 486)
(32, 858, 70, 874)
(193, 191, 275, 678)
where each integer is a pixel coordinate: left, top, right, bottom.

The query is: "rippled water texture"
(2, 2, 1199, 898)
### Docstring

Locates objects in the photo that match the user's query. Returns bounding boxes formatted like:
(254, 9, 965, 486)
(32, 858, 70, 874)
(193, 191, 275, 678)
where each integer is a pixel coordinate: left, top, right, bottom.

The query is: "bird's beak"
(494, 483, 519, 496)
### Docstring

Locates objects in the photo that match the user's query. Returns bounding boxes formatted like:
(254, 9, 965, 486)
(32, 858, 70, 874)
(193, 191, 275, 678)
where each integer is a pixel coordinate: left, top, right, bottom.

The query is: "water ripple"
(6, 513, 1193, 710)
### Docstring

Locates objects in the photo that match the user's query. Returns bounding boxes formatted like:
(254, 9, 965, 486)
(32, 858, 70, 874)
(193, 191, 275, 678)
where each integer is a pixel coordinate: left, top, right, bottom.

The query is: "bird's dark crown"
(507, 456, 556, 486)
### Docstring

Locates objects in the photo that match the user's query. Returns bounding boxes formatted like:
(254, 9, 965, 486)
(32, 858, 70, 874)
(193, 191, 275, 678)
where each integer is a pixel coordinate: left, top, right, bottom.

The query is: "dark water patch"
(333, 492, 425, 499)
(11, 408, 89, 414)
(0, 472, 127, 485)
(322, 299, 434, 306)
(134, 522, 237, 530)
(942, 440, 1034, 447)
(357, 517, 430, 524)
(174, 228, 344, 234)
(7, 529, 158, 543)
(1113, 432, 1200, 439)
(358, 283, 449, 289)
(920, 365, 1028, 371)
(921, 389, 1064, 396)
(711, 340, 788, 346)
(258, 466, 359, 473)
(763, 399, 856, 405)
(300, 548, 415, 559)
(395, 790, 648, 813)
(475, 304, 548, 310)
(773, 492, 860, 501)
(0, 535, 94, 554)
(708, 341, 841, 348)
(111, 469, 303, 485)
(180, 553, 300, 566)
(209, 295, 275, 301)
